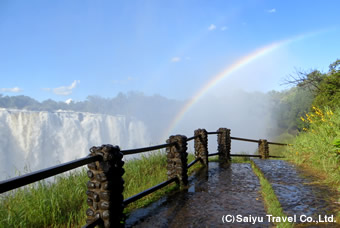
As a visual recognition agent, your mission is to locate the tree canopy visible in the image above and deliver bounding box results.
[283,59,340,109]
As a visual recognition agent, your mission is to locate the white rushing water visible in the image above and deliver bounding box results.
[0,108,150,181]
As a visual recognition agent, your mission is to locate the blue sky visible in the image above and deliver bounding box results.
[1,0,339,102]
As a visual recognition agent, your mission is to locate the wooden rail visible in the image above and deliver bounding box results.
[124,177,178,206]
[230,136,289,146]
[186,135,199,141]
[0,155,102,194]
[0,127,287,227]
[82,218,103,228]
[187,158,202,169]
[122,142,176,155]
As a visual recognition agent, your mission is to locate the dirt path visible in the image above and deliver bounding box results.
[125,162,271,227]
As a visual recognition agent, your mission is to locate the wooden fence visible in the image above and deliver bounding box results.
[0,127,288,227]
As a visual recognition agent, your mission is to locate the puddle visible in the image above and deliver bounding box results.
[125,162,271,227]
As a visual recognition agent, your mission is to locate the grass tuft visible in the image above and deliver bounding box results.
[251,160,293,228]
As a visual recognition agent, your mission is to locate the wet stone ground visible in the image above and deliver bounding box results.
[125,162,272,228]
[252,159,339,225]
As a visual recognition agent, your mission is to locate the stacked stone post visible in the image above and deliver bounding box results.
[194,129,208,166]
[86,145,125,228]
[166,135,188,186]
[217,128,231,162]
[258,139,269,159]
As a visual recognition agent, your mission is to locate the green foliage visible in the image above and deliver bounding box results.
[333,139,340,149]
[329,59,340,72]
[333,139,340,157]
[268,132,295,157]
[286,59,340,109]
[312,69,340,109]
[297,69,325,91]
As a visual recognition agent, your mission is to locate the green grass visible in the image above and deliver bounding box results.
[0,171,88,227]
[0,151,197,227]
[231,155,251,163]
[208,153,251,163]
[269,132,295,157]
[207,155,219,162]
[123,151,196,213]
[251,160,293,228]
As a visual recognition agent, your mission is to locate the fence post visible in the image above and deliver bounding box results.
[86,145,125,228]
[258,139,269,159]
[166,135,188,187]
[194,128,208,166]
[217,128,231,162]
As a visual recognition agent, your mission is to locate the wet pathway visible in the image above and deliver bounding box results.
[253,159,339,225]
[125,162,271,227]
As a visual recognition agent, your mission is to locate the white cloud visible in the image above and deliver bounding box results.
[171,57,181,62]
[52,80,80,96]
[221,26,228,31]
[267,8,276,13]
[208,24,216,31]
[0,87,23,93]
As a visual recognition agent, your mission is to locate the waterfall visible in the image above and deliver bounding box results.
[0,108,150,180]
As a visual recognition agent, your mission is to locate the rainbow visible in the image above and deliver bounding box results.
[163,32,320,139]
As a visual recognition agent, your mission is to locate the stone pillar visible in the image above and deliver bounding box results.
[194,128,208,166]
[86,145,125,228]
[217,128,231,162]
[258,139,269,159]
[166,135,188,186]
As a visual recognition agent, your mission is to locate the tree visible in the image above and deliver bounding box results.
[283,69,325,92]
[312,67,340,108]
[283,59,340,109]
[329,59,340,72]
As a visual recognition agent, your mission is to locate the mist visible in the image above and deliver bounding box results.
[167,89,274,154]
[0,88,281,180]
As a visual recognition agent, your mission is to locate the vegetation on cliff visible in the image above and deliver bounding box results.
[278,59,340,187]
